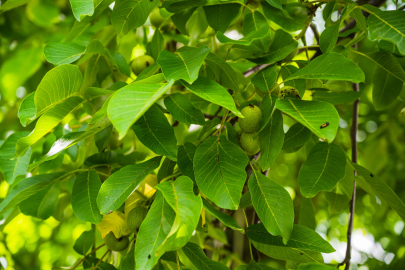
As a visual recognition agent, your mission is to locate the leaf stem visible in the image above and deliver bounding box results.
[242,209,254,260]
[92,249,110,270]
[218,110,230,138]
[176,250,181,270]
[70,244,106,270]
[160,172,182,183]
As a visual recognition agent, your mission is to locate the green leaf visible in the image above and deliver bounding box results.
[202,198,244,233]
[72,170,103,224]
[297,263,337,270]
[155,176,202,256]
[355,51,405,110]
[158,157,176,183]
[258,109,284,170]
[157,45,210,83]
[112,52,131,77]
[249,29,298,64]
[0,132,31,184]
[19,181,60,219]
[181,76,242,118]
[164,93,205,125]
[44,42,86,66]
[298,142,346,198]
[0,172,65,215]
[150,30,165,61]
[194,136,249,210]
[69,0,95,21]
[298,198,316,230]
[18,92,36,127]
[73,230,95,255]
[177,143,197,181]
[350,8,367,32]
[205,52,239,92]
[257,94,276,134]
[236,260,276,270]
[181,242,229,270]
[247,223,334,263]
[351,163,405,221]
[251,64,278,94]
[121,246,135,270]
[34,64,83,120]
[16,96,85,156]
[367,9,405,55]
[0,0,31,12]
[171,7,197,35]
[280,66,306,97]
[162,0,244,13]
[249,171,294,243]
[282,123,312,150]
[107,80,174,139]
[224,122,239,146]
[203,3,240,33]
[97,156,162,214]
[135,191,175,270]
[0,45,43,102]
[319,23,340,53]
[132,105,178,161]
[311,90,362,105]
[284,53,365,83]
[276,99,340,142]
[262,2,306,32]
[111,0,159,35]
[243,10,271,52]
[325,161,354,214]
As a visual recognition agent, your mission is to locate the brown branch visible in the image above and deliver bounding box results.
[339,44,359,270]
[309,23,320,43]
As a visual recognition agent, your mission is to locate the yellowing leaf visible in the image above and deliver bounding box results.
[96,211,131,239]
[124,174,158,218]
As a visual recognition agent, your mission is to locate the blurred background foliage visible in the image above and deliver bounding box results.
[0,0,405,269]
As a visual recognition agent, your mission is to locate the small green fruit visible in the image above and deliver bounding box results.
[131,55,155,76]
[104,231,129,251]
[127,207,148,232]
[279,86,300,99]
[239,104,262,132]
[149,8,165,28]
[240,132,260,155]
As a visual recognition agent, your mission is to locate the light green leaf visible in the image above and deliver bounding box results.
[69,0,95,21]
[164,93,205,125]
[194,136,249,210]
[97,156,162,214]
[351,163,405,221]
[72,170,103,224]
[19,181,60,220]
[111,0,159,35]
[0,172,65,215]
[28,117,112,171]
[354,51,405,110]
[182,242,230,270]
[298,197,316,230]
[247,223,334,263]
[282,123,312,150]
[150,30,165,61]
[132,105,178,161]
[205,52,239,92]
[155,176,202,256]
[249,29,298,64]
[73,230,95,255]
[107,80,174,139]
[44,42,86,65]
[203,3,240,33]
[135,191,175,270]
[319,23,340,53]
[0,0,31,12]
[112,52,131,76]
[0,45,43,102]
[181,76,242,117]
[202,198,244,233]
[243,10,271,52]
[367,9,405,55]
[276,99,340,142]
[248,170,294,243]
[252,64,278,94]
[18,92,37,127]
[34,64,83,119]
[298,142,346,198]
[177,143,197,181]
[258,109,284,170]
[0,132,31,184]
[16,96,85,156]
[284,53,365,83]
[157,46,210,84]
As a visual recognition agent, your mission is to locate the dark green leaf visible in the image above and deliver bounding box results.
[164,93,205,125]
[182,242,229,270]
[177,142,197,181]
[202,198,244,232]
[282,123,312,150]
[204,52,239,92]
[73,230,95,255]
[203,4,240,33]
[298,198,316,230]
[251,64,278,94]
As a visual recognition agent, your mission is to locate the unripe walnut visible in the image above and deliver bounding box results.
[238,104,262,132]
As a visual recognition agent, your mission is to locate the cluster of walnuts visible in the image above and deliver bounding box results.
[238,104,262,155]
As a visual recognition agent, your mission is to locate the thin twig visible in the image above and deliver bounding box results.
[339,44,359,270]
[92,249,110,270]
[70,244,106,270]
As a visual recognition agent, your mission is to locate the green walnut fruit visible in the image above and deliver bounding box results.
[279,86,300,99]
[239,104,263,132]
[104,231,129,252]
[240,132,260,155]
[127,207,148,232]
[149,8,165,28]
[131,55,155,76]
